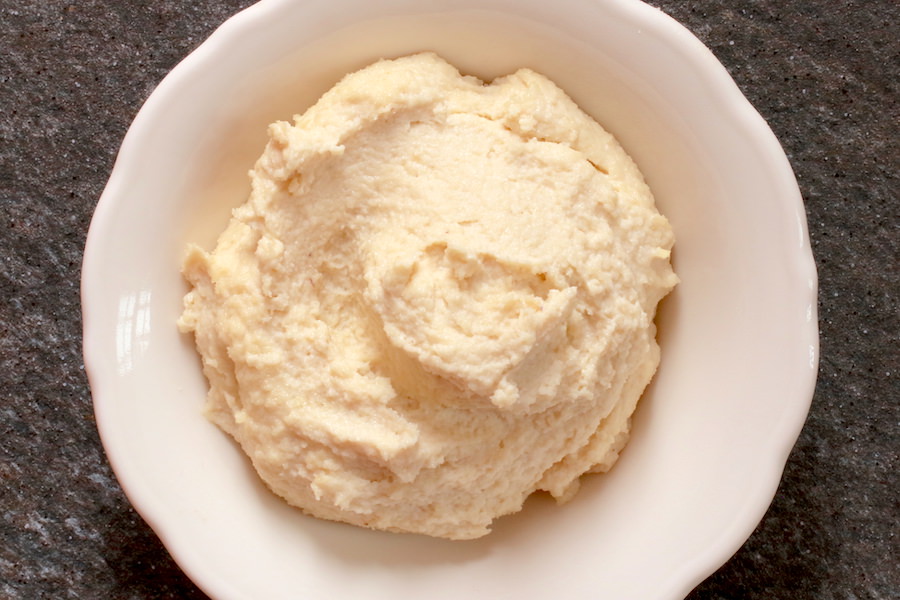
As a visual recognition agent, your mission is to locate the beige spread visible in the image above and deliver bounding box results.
[178,53,677,540]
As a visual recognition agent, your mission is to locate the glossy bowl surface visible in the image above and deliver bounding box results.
[82,1,818,598]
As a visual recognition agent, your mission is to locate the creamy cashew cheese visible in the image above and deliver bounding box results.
[178,53,677,540]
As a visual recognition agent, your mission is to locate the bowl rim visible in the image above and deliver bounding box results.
[82,0,819,598]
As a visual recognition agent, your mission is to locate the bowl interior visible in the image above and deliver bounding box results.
[83,1,817,599]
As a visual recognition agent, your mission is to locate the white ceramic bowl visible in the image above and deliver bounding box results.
[82,0,818,598]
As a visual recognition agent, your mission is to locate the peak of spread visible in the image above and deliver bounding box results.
[178,53,677,540]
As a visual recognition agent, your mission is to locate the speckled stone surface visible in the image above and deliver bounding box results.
[1,1,896,598]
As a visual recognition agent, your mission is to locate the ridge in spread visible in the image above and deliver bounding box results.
[178,53,677,540]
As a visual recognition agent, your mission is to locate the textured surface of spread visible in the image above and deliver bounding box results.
[179,54,677,539]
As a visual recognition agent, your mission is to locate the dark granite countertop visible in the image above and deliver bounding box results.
[1,1,896,598]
